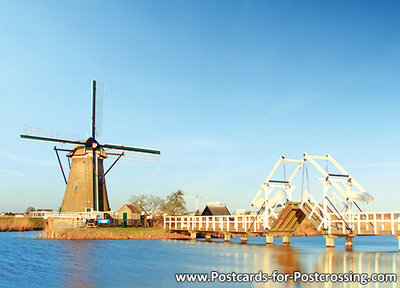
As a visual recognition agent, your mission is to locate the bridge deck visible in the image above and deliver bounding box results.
[267,202,306,236]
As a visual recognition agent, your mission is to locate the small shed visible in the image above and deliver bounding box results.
[118,204,141,220]
[201,205,231,216]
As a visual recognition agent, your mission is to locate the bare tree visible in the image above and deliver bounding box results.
[129,190,187,227]
[162,190,187,215]
[129,194,165,215]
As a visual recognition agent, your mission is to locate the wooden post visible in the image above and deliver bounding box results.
[241,235,247,244]
[282,235,290,245]
[190,231,197,240]
[266,235,274,245]
[345,236,353,248]
[205,234,211,242]
[224,232,231,243]
[326,235,335,248]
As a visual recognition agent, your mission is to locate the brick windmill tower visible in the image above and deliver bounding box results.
[21,80,160,212]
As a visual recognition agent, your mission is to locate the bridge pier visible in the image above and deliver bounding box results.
[241,236,247,244]
[282,235,290,245]
[205,234,211,242]
[190,231,197,240]
[224,233,231,242]
[345,236,353,248]
[325,236,335,248]
[266,235,274,245]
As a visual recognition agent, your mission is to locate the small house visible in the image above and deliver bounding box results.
[118,204,141,220]
[201,205,231,216]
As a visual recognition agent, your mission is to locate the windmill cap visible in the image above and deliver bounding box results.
[67,138,108,158]
[84,137,100,148]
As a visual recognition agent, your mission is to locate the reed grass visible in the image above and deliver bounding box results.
[0,216,44,232]
[41,224,189,240]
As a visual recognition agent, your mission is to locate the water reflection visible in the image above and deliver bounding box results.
[246,238,399,288]
[313,250,399,288]
[60,240,97,288]
[1,232,398,288]
[273,246,301,275]
[51,237,400,288]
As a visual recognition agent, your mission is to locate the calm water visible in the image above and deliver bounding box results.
[0,232,398,288]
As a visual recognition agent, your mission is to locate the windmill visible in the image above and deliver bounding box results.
[21,80,160,213]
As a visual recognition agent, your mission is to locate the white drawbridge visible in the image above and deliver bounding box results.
[164,153,400,248]
[250,153,400,236]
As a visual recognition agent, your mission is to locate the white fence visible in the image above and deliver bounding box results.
[164,215,266,233]
[326,212,400,235]
[29,211,117,220]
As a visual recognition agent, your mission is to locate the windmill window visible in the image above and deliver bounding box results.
[74,184,78,190]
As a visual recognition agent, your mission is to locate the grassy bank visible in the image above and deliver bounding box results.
[0,216,45,232]
[41,225,190,240]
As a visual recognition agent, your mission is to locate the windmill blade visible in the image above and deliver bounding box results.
[104,147,160,163]
[21,126,85,146]
[103,143,160,155]
[95,81,104,138]
[21,135,84,146]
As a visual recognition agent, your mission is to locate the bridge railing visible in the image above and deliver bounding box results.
[326,212,400,235]
[164,215,265,233]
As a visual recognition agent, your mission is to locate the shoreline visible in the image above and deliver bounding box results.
[0,216,321,239]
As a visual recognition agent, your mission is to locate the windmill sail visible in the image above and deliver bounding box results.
[95,82,104,138]
[103,143,160,154]
[105,149,160,163]
[21,125,84,145]
[104,143,160,163]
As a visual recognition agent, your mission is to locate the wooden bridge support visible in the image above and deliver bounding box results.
[345,236,353,248]
[241,236,247,244]
[325,236,335,248]
[224,233,231,243]
[190,231,197,240]
[205,234,211,242]
[266,235,274,245]
[282,235,290,245]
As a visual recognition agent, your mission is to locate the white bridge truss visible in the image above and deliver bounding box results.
[251,153,376,230]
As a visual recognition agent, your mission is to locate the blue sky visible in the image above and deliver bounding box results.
[1,1,400,213]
